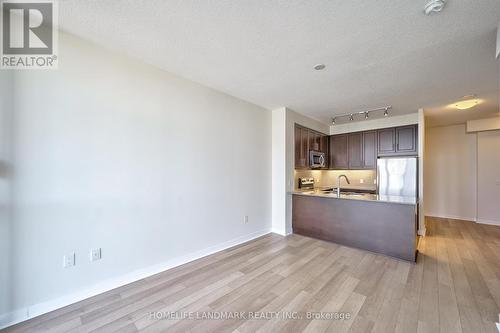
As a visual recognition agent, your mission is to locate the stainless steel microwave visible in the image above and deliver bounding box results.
[309,151,326,168]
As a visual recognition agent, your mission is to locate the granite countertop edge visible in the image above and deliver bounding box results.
[291,190,417,205]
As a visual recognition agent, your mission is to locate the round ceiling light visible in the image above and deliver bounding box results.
[424,0,446,15]
[450,95,481,110]
[313,64,326,71]
[454,100,480,110]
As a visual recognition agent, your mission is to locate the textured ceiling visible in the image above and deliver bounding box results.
[59,0,500,125]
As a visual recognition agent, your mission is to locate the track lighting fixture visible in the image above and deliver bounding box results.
[331,106,392,125]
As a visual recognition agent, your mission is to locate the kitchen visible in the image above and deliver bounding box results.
[292,122,420,261]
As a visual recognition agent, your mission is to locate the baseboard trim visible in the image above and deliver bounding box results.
[271,229,293,236]
[0,309,27,331]
[476,218,500,226]
[271,228,287,236]
[426,214,500,226]
[0,228,272,330]
[426,213,477,222]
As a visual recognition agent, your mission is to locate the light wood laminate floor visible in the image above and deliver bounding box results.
[4,217,500,333]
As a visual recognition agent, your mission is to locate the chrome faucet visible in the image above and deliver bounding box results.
[337,174,351,196]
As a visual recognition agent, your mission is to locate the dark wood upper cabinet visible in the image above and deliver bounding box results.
[330,132,376,170]
[318,135,329,168]
[294,125,308,169]
[348,133,363,169]
[294,124,329,169]
[377,128,396,155]
[396,125,417,154]
[319,135,329,155]
[362,131,377,169]
[295,123,417,170]
[378,125,417,156]
[309,131,320,152]
[329,134,348,169]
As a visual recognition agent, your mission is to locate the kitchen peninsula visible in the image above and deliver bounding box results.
[292,123,419,262]
[292,189,417,261]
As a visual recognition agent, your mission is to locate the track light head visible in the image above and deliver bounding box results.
[349,114,354,121]
[364,112,369,119]
[332,117,336,125]
[384,108,389,117]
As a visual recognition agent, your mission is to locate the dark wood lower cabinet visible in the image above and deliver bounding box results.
[292,195,417,261]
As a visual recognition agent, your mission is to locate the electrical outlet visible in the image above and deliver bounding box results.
[359,179,364,184]
[90,248,102,262]
[244,215,249,223]
[63,253,75,268]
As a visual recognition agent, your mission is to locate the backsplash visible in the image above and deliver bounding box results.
[294,169,377,190]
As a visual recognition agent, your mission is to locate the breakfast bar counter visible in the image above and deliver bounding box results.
[292,192,418,261]
[292,189,417,205]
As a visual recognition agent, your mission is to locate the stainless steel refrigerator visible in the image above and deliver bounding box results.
[377,157,418,198]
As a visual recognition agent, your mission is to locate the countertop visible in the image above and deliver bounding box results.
[292,189,417,205]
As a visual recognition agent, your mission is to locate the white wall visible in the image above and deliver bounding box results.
[467,115,500,132]
[4,32,271,324]
[271,108,286,235]
[424,124,477,221]
[418,109,425,235]
[477,130,500,225]
[0,72,13,317]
